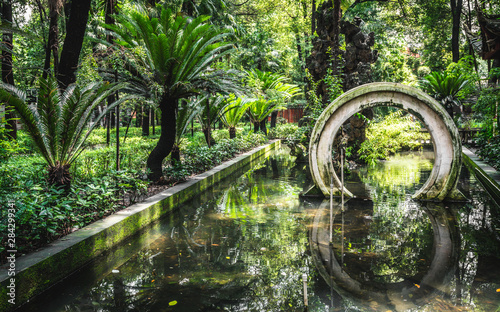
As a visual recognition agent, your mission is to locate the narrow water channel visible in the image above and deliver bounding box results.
[18,147,500,311]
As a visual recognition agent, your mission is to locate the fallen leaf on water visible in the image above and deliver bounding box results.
[169,301,178,306]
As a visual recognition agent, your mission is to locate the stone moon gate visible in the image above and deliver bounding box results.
[309,82,464,201]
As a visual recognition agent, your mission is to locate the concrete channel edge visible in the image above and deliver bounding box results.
[462,147,500,205]
[0,140,281,311]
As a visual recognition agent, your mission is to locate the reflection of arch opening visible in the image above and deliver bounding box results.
[309,82,463,201]
[310,201,459,310]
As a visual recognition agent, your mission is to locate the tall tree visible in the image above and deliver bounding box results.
[1,0,16,139]
[56,0,92,90]
[43,0,63,78]
[107,5,235,181]
[450,0,463,62]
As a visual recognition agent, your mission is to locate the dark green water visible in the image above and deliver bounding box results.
[18,148,500,311]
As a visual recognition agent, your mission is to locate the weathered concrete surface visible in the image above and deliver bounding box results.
[309,82,463,201]
[0,140,280,312]
[462,147,500,204]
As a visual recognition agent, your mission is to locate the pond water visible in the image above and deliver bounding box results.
[18,147,500,311]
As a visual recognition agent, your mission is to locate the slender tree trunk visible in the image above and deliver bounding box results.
[123,110,135,143]
[56,0,92,90]
[106,112,111,146]
[116,103,120,171]
[311,0,316,36]
[451,0,463,63]
[489,59,500,86]
[135,105,141,127]
[152,108,156,135]
[1,0,16,140]
[147,96,178,182]
[142,108,150,136]
[202,128,215,147]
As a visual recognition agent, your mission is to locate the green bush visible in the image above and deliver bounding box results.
[0,108,23,162]
[359,111,431,166]
[0,164,147,258]
[268,123,299,139]
[164,133,268,183]
[476,135,500,170]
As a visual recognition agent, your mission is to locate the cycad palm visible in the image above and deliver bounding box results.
[106,4,234,181]
[247,97,284,134]
[196,95,228,146]
[221,95,252,139]
[0,76,127,188]
[246,68,300,128]
[422,71,469,118]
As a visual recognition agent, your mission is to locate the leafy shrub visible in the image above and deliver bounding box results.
[358,111,431,166]
[72,137,156,179]
[0,108,22,162]
[476,135,500,170]
[268,123,299,139]
[0,167,148,260]
[164,133,268,183]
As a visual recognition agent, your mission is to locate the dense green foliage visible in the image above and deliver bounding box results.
[359,111,431,166]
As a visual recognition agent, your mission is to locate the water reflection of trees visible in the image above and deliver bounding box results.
[62,151,315,311]
[351,152,435,283]
[311,152,500,311]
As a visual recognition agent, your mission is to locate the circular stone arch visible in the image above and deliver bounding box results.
[309,82,463,201]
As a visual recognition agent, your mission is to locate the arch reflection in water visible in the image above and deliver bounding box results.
[310,199,460,311]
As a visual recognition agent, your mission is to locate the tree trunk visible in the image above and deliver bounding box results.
[270,110,278,128]
[311,0,316,36]
[142,108,150,136]
[451,0,463,63]
[43,9,59,78]
[48,163,72,192]
[105,0,115,42]
[147,96,177,182]
[260,119,267,135]
[229,126,236,139]
[56,0,92,90]
[253,122,260,133]
[332,0,342,73]
[202,128,215,147]
[1,0,16,140]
